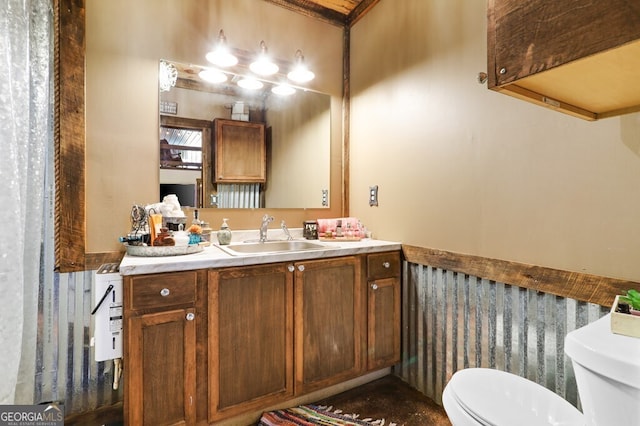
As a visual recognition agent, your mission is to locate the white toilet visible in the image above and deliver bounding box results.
[442,313,640,425]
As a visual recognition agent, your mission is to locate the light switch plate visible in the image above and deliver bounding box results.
[369,185,378,206]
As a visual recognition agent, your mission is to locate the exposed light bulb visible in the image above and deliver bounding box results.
[271,84,295,96]
[206,30,238,67]
[250,41,279,76]
[237,77,264,90]
[287,50,315,83]
[199,68,227,83]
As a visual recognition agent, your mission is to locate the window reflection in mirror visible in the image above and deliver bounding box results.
[159,60,331,209]
[159,126,202,208]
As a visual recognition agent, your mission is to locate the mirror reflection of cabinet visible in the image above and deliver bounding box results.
[214,119,266,183]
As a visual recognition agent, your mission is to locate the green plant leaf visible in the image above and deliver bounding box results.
[623,289,640,310]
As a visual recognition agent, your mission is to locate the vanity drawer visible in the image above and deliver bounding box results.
[128,271,197,310]
[367,252,401,280]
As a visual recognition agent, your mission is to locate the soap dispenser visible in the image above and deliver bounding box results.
[217,218,232,245]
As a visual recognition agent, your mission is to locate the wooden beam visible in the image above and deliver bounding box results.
[55,0,86,272]
[402,245,638,307]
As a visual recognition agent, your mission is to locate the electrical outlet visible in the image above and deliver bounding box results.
[369,185,378,206]
[322,189,328,207]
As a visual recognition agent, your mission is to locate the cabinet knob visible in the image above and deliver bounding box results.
[297,265,305,272]
[288,265,295,272]
[160,288,170,297]
[186,312,195,321]
[382,261,390,268]
[371,283,378,290]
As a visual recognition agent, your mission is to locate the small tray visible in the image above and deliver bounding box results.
[124,243,203,257]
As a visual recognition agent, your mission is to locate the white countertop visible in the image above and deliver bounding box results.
[119,230,401,276]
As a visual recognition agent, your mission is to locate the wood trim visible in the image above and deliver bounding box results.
[342,27,350,217]
[261,0,347,27]
[494,84,597,121]
[345,0,380,27]
[55,0,86,272]
[402,245,639,307]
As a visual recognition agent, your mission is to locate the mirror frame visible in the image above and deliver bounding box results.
[54,0,351,272]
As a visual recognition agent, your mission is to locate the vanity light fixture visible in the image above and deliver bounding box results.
[271,84,296,96]
[237,77,264,90]
[249,41,279,76]
[287,50,315,83]
[198,68,228,84]
[205,30,239,67]
[159,60,178,92]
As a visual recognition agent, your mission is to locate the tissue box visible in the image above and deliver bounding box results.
[610,295,640,338]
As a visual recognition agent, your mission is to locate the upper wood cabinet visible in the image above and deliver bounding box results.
[213,118,266,183]
[487,0,640,120]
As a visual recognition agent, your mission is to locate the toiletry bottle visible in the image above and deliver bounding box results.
[217,218,232,245]
[173,224,190,247]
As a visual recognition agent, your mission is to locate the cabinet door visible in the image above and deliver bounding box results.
[208,264,294,422]
[214,118,266,183]
[367,277,401,370]
[294,256,363,395]
[127,308,196,426]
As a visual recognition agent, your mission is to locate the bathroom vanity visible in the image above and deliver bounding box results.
[119,238,401,425]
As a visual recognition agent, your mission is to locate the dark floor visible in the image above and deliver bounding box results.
[316,375,451,426]
[65,375,451,425]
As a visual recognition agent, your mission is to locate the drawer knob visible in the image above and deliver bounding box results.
[382,262,390,268]
[186,312,195,321]
[298,265,305,272]
[160,288,170,297]
[371,283,378,290]
[288,265,295,272]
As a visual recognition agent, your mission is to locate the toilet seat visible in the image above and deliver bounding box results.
[444,368,583,426]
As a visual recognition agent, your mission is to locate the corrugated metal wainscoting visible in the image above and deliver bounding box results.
[396,262,608,407]
[36,270,122,414]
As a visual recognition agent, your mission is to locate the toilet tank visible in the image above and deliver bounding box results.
[565,314,640,425]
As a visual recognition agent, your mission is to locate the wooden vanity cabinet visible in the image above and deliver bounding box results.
[213,118,266,183]
[366,252,401,370]
[124,270,206,426]
[294,256,364,395]
[208,263,294,422]
[488,0,640,120]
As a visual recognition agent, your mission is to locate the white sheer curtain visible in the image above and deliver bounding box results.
[0,0,52,404]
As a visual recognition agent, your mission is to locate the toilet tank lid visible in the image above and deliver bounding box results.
[564,314,640,384]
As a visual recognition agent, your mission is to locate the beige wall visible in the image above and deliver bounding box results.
[86,0,343,252]
[349,0,640,281]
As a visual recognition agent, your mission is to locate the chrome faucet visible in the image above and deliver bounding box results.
[281,220,293,240]
[259,214,274,242]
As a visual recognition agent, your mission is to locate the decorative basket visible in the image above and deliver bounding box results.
[610,295,640,338]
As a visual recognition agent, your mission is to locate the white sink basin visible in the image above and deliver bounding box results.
[217,240,327,256]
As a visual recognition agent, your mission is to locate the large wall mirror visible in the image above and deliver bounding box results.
[55,0,346,271]
[159,60,331,209]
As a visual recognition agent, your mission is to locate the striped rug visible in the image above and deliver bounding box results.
[258,405,397,426]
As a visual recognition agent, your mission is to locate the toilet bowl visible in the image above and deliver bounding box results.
[564,313,640,425]
[443,313,640,426]
[442,368,583,425]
